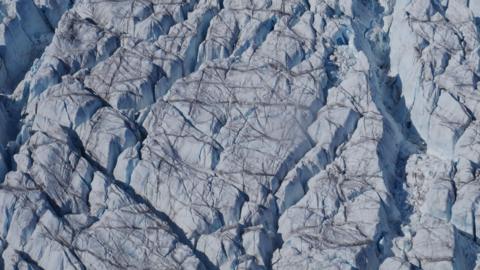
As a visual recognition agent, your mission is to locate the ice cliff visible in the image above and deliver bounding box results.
[1,0,480,269]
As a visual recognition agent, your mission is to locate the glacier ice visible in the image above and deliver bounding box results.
[1,0,480,269]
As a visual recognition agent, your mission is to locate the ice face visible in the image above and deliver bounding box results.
[1,0,480,269]
[0,0,73,93]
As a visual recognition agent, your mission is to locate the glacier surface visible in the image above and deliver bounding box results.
[1,0,480,269]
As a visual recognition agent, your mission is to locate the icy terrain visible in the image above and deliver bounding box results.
[1,0,480,269]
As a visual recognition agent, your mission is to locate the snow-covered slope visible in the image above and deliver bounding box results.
[1,0,480,269]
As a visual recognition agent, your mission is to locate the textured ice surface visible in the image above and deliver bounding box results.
[1,0,480,269]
